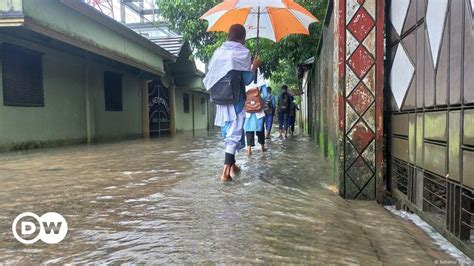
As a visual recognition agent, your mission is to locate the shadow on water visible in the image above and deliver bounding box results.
[0,131,461,264]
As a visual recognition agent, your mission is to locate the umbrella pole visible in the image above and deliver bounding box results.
[254,6,260,84]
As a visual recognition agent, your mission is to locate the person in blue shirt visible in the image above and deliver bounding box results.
[244,84,271,155]
[203,24,260,182]
[277,85,292,139]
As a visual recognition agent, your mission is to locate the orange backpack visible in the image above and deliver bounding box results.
[245,87,263,113]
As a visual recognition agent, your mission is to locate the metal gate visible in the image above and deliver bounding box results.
[148,79,170,136]
[386,0,474,243]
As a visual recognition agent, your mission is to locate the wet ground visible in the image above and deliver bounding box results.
[0,131,464,264]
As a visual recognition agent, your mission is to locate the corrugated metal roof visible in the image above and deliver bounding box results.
[149,36,184,57]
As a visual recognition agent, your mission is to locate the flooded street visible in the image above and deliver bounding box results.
[0,132,463,264]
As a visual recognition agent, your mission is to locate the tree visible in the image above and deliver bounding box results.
[156,0,328,88]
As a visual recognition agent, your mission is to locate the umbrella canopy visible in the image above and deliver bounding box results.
[200,0,319,42]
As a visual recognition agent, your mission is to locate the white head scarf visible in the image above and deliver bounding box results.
[203,41,251,90]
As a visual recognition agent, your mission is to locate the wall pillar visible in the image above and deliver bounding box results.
[142,80,150,139]
[335,0,384,201]
[84,56,96,144]
[169,85,177,134]
[191,92,196,132]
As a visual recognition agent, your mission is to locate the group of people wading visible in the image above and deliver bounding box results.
[203,24,299,181]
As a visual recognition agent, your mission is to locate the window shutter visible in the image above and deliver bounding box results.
[2,43,44,107]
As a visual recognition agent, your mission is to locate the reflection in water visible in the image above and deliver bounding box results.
[0,132,460,264]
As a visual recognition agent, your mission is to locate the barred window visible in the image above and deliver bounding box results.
[2,43,44,107]
[104,72,123,111]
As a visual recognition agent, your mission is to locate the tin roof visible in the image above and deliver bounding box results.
[126,22,184,58]
[148,36,184,57]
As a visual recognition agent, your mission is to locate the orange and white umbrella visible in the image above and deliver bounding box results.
[200,0,319,42]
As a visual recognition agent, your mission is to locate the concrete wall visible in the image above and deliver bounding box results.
[174,87,193,131]
[173,87,208,132]
[303,11,338,174]
[0,32,87,149]
[193,92,208,130]
[89,63,143,141]
[0,32,145,150]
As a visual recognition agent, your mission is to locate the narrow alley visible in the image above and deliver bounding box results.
[0,133,462,264]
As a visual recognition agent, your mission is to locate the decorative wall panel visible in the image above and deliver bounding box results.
[426,0,448,69]
[387,0,474,243]
[340,0,384,200]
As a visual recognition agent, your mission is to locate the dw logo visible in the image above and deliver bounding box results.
[12,212,68,244]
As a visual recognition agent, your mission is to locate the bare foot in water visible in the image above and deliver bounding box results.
[247,146,252,156]
[261,145,268,152]
[220,174,233,182]
[230,164,240,178]
[220,165,233,182]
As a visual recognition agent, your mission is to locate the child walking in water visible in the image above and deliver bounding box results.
[244,82,270,156]
[203,24,261,182]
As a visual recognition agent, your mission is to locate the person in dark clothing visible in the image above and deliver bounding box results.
[277,85,292,139]
[288,99,300,137]
[263,86,276,139]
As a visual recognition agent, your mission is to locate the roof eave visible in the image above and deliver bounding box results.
[60,0,176,62]
[23,16,166,77]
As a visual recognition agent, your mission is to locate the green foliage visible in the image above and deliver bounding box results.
[155,0,224,62]
[156,0,328,88]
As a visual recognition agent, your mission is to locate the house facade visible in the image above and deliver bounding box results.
[128,22,210,133]
[0,0,208,151]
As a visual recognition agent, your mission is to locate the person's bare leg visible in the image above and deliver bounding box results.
[247,146,252,156]
[230,164,240,178]
[220,164,232,182]
[261,144,268,152]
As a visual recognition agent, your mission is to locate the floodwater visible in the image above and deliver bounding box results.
[0,131,464,264]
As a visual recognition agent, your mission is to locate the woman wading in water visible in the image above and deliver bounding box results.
[203,24,261,181]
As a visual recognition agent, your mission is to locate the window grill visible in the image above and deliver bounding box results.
[392,158,408,195]
[423,172,447,222]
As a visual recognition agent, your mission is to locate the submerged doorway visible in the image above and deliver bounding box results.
[148,79,171,137]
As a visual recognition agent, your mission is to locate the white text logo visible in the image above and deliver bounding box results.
[12,212,68,244]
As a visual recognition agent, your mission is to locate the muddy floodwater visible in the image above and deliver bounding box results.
[0,132,462,264]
